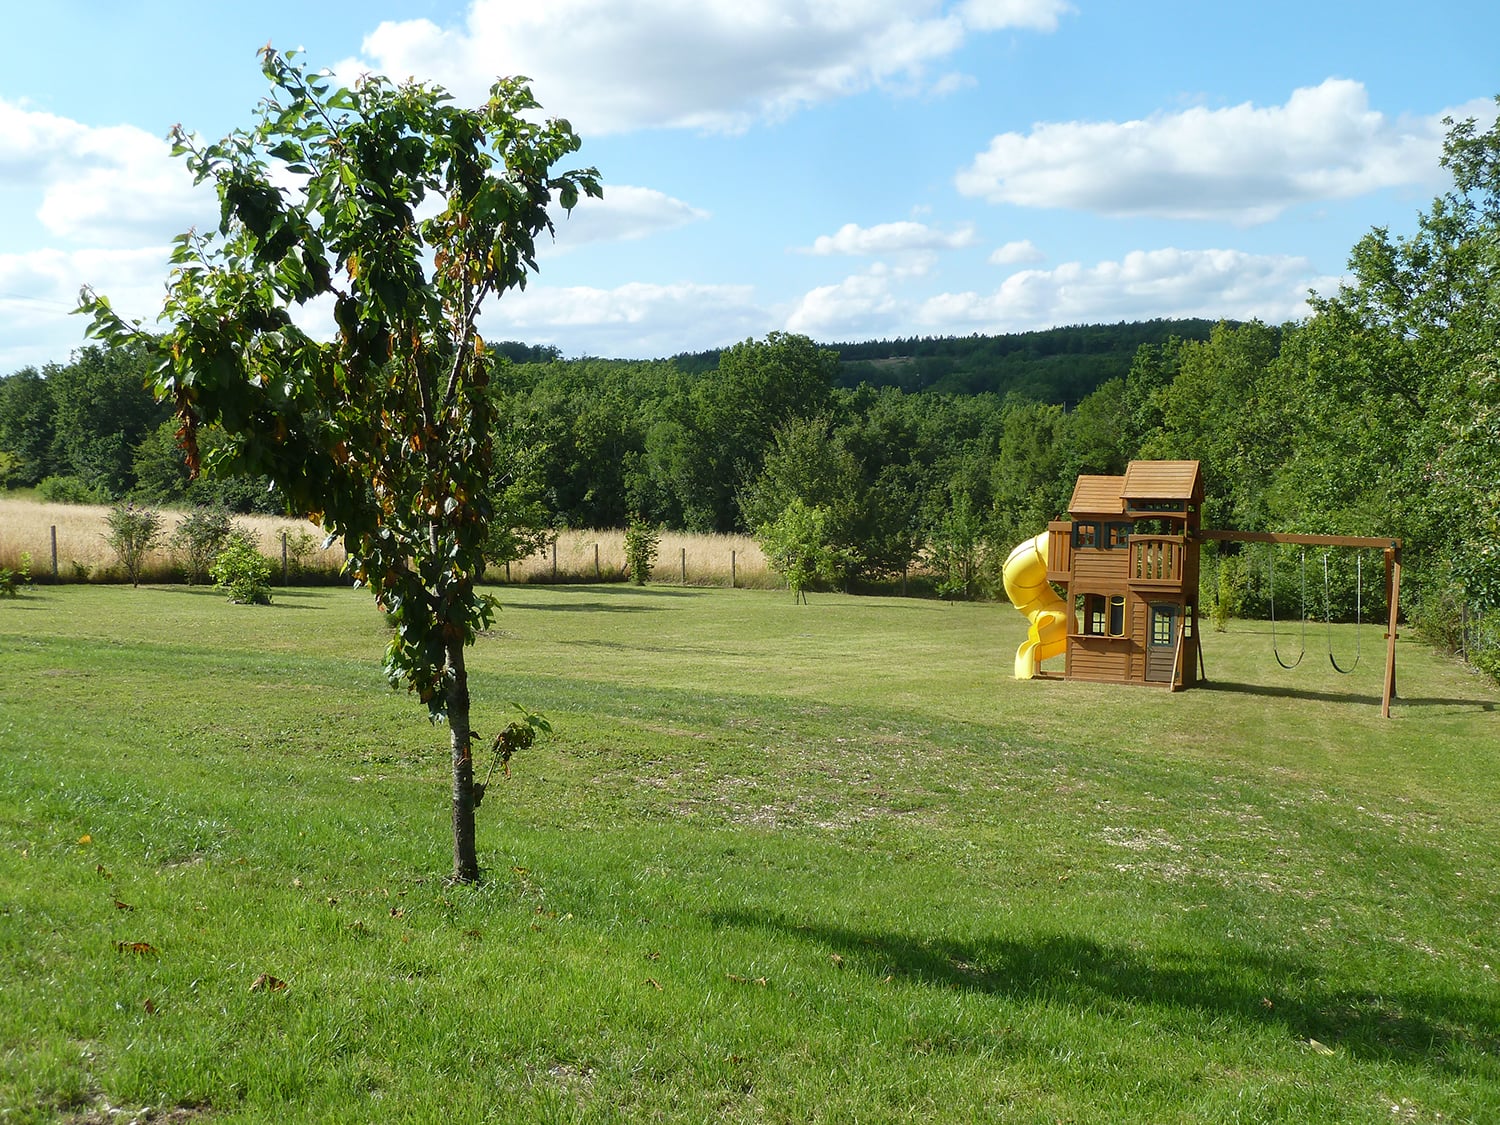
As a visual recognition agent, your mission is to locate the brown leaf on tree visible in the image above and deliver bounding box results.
[115,941,157,955]
[249,973,288,992]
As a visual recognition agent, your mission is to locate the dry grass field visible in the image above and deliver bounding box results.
[0,497,346,583]
[0,498,775,588]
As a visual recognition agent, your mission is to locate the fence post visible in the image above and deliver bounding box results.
[552,541,558,581]
[731,550,736,589]
[595,542,601,580]
[282,532,289,586]
[51,526,59,580]
[681,546,686,585]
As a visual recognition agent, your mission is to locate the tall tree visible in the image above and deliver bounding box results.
[0,367,57,487]
[80,48,600,882]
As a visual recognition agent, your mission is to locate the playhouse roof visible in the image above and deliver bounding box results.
[1122,460,1202,502]
[1069,475,1126,516]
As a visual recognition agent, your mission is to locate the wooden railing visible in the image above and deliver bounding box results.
[1129,535,1185,587]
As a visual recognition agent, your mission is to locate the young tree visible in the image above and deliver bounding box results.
[80,48,600,882]
[756,499,857,603]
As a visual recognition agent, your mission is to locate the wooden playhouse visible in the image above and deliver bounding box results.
[1005,459,1204,690]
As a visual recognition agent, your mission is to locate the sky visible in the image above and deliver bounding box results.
[1,0,1496,372]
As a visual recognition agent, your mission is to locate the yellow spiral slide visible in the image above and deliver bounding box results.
[1001,531,1074,679]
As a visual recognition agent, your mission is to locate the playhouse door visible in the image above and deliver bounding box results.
[1144,603,1180,683]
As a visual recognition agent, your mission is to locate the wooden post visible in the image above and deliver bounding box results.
[680,546,686,584]
[1382,546,1401,719]
[51,526,59,579]
[282,532,289,586]
[731,550,736,589]
[595,542,600,580]
[552,541,557,581]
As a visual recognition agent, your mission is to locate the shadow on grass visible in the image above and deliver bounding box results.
[708,908,1500,1072]
[1201,679,1494,712]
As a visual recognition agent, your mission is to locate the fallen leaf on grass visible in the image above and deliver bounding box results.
[830,954,845,969]
[77,835,92,845]
[143,998,157,1015]
[645,977,663,991]
[113,899,134,912]
[95,864,110,879]
[249,973,288,993]
[1304,1038,1336,1056]
[726,973,769,987]
[115,941,157,955]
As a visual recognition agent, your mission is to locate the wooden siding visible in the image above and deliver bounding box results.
[1066,636,1132,682]
[1046,521,1073,581]
[1071,550,1130,588]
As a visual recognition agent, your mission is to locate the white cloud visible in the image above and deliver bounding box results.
[917,248,1333,332]
[956,80,1479,223]
[957,0,1073,32]
[344,0,1066,136]
[479,280,767,356]
[544,185,707,255]
[1,98,212,247]
[804,220,977,256]
[989,238,1043,265]
[0,246,172,371]
[785,263,906,338]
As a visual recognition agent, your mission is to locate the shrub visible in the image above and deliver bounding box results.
[1212,553,1248,632]
[104,503,165,587]
[37,475,111,505]
[623,518,662,586]
[282,527,322,579]
[171,504,235,584]
[0,553,31,597]
[210,533,273,604]
[755,499,858,603]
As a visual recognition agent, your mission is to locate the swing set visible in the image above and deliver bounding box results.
[1267,549,1364,673]
[1200,530,1402,717]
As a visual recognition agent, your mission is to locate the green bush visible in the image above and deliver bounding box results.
[623,518,661,586]
[210,533,273,604]
[171,504,235,584]
[1212,553,1248,632]
[104,503,165,587]
[755,499,858,603]
[0,553,31,597]
[37,475,111,505]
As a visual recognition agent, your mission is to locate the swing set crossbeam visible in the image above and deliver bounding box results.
[1196,530,1400,550]
[1197,529,1402,719]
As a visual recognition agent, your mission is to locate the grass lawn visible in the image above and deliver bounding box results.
[2,583,1497,1123]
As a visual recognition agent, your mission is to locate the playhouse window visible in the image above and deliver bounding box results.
[1082,594,1107,635]
[1150,604,1179,647]
[1072,522,1100,549]
[1108,596,1127,637]
[1105,522,1134,549]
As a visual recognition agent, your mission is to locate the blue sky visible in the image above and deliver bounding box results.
[2,0,1495,371]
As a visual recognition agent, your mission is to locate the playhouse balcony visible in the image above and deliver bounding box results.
[1128,535,1187,590]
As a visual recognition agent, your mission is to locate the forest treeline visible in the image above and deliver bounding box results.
[1,107,1496,674]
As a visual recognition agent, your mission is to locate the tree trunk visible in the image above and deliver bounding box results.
[447,639,479,883]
